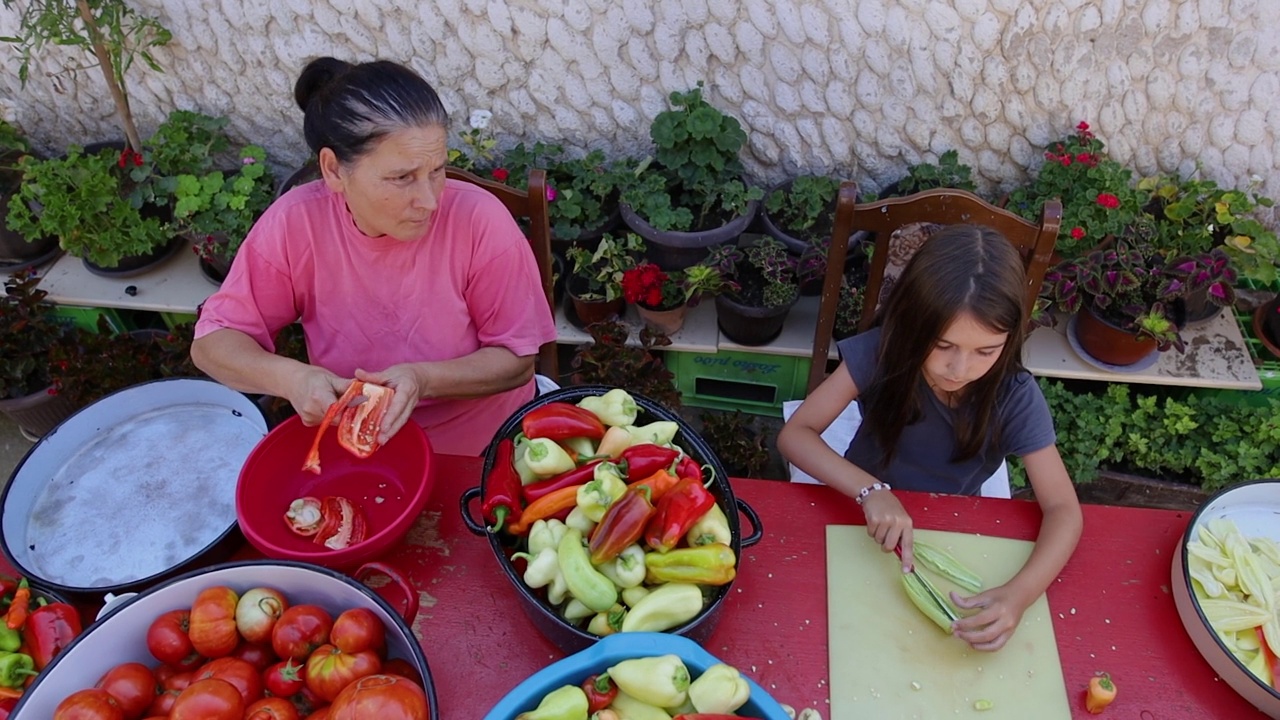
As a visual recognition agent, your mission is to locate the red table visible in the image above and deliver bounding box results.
[6,453,1265,718]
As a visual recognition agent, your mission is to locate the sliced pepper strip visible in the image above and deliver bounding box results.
[301,381,393,473]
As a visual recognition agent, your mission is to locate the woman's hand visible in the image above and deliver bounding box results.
[860,489,914,571]
[949,584,1032,652]
[354,366,423,444]
[289,367,351,426]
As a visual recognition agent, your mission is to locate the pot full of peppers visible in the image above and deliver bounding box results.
[462,386,763,654]
[0,575,83,717]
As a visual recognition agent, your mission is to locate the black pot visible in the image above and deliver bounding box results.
[551,203,623,256]
[1253,297,1280,361]
[620,199,759,271]
[715,293,798,346]
[277,159,321,200]
[459,385,764,654]
[0,151,61,270]
[1178,286,1226,326]
[81,233,184,278]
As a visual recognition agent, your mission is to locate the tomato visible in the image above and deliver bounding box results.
[53,688,125,720]
[146,689,181,717]
[146,609,198,666]
[271,605,333,661]
[195,656,264,706]
[329,608,386,656]
[236,587,289,644]
[188,586,241,659]
[160,671,194,692]
[152,664,179,684]
[379,658,421,686]
[95,662,158,720]
[244,696,301,720]
[169,678,244,720]
[327,674,427,720]
[232,641,278,672]
[304,644,382,702]
[307,708,332,720]
[264,659,307,697]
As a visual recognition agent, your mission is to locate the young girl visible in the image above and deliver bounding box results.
[778,224,1082,652]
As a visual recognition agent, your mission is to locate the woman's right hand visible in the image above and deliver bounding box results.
[288,367,352,426]
[861,489,914,572]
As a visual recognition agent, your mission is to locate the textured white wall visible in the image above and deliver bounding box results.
[1,0,1278,204]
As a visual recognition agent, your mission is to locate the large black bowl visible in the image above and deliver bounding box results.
[460,385,763,653]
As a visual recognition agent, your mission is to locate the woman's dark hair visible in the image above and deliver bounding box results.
[862,224,1027,465]
[293,57,449,163]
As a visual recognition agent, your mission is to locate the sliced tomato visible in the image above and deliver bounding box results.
[313,497,368,550]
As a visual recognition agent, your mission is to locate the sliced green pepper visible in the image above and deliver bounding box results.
[558,528,618,612]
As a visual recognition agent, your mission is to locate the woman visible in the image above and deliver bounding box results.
[192,58,556,456]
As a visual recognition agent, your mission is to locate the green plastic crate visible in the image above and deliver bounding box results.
[51,305,128,333]
[668,348,811,416]
[159,311,198,330]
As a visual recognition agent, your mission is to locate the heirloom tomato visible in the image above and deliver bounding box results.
[327,674,428,720]
[169,678,244,720]
[95,661,158,719]
[195,656,264,706]
[160,671,193,692]
[244,696,301,720]
[263,659,307,698]
[188,586,240,658]
[380,658,422,686]
[305,645,382,702]
[308,708,332,720]
[272,605,333,661]
[330,607,386,655]
[146,609,198,666]
[53,688,125,720]
[236,587,289,644]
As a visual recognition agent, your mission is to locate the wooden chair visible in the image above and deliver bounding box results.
[445,166,558,383]
[805,185,1063,394]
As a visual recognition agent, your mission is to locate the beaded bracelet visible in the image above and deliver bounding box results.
[855,481,892,506]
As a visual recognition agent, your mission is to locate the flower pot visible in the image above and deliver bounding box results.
[550,203,622,256]
[0,385,79,439]
[635,303,687,335]
[1074,304,1159,367]
[0,151,62,271]
[82,233,184,278]
[1178,286,1226,326]
[1252,297,1280,362]
[565,280,623,330]
[715,293,797,346]
[620,199,759,271]
[276,159,321,199]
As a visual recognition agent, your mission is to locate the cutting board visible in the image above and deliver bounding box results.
[827,526,1071,719]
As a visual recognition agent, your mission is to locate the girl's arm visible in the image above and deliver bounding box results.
[778,365,917,569]
[951,443,1083,651]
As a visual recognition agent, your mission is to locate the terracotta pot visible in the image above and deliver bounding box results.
[636,303,687,335]
[565,278,623,330]
[1252,297,1280,361]
[1075,304,1158,366]
[715,293,797,346]
[0,385,79,439]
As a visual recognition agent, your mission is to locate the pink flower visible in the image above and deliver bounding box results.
[546,185,557,202]
[242,156,256,165]
[1096,193,1120,209]
[1060,156,1072,167]
[1070,227,1085,240]
[491,167,509,182]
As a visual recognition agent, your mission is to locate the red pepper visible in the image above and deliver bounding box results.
[644,477,717,553]
[5,580,29,630]
[312,496,368,550]
[482,439,523,533]
[676,454,704,484]
[1257,626,1279,689]
[619,444,680,482]
[284,496,324,536]
[625,468,683,503]
[588,485,655,565]
[582,673,618,713]
[302,381,394,473]
[522,460,604,504]
[0,696,16,719]
[22,602,82,670]
[521,402,606,441]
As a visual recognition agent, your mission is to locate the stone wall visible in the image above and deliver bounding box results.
[2,0,1278,204]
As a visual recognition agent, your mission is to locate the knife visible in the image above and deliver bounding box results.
[895,544,958,624]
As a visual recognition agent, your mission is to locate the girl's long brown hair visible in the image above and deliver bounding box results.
[861,224,1028,466]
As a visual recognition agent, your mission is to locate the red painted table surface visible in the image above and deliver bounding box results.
[5,453,1264,719]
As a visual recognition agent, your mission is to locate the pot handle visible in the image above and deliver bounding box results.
[459,487,488,536]
[735,497,763,548]
[354,561,419,626]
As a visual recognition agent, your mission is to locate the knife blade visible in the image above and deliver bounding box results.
[895,544,958,624]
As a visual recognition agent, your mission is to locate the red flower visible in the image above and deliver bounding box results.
[622,263,675,308]
[1070,227,1085,240]
[1076,121,1090,132]
[117,149,129,168]
[491,167,510,182]
[1060,156,1072,167]
[1096,193,1120,209]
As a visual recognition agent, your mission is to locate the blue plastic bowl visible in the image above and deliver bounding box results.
[484,632,791,720]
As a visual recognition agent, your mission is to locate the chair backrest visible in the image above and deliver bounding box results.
[805,185,1062,394]
[445,166,558,382]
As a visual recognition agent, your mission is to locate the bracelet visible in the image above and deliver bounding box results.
[855,481,892,506]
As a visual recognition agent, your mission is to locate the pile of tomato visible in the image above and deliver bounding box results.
[51,585,430,720]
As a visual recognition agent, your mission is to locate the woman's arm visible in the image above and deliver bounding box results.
[951,444,1083,651]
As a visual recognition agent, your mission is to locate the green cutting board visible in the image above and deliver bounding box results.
[826,526,1072,719]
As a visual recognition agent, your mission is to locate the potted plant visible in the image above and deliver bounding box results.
[568,319,683,409]
[563,232,645,328]
[1164,248,1237,325]
[619,83,763,269]
[832,275,866,341]
[1254,295,1280,362]
[704,237,800,346]
[760,175,842,254]
[0,271,81,438]
[0,120,60,270]
[1042,235,1189,367]
[173,143,275,285]
[620,261,726,336]
[1006,121,1144,260]
[877,149,978,199]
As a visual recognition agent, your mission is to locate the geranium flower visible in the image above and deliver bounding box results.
[1070,227,1086,240]
[491,167,509,182]
[1096,193,1120,209]
[546,185,557,202]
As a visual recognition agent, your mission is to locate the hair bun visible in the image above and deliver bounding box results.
[294,57,354,112]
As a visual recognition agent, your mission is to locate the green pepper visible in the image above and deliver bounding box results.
[687,663,750,714]
[620,585,650,608]
[586,603,627,636]
[515,684,590,720]
[526,437,578,478]
[684,503,732,547]
[577,389,639,427]
[620,582,704,633]
[561,435,599,460]
[558,528,618,612]
[576,462,628,522]
[609,690,674,720]
[514,437,541,484]
[510,547,561,590]
[645,544,737,586]
[0,651,37,688]
[608,654,690,708]
[561,599,595,623]
[0,627,20,653]
[529,518,569,556]
[625,421,679,447]
[598,544,646,589]
[566,506,597,536]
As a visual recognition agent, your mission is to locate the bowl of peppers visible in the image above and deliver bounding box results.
[460,385,763,653]
[0,574,84,715]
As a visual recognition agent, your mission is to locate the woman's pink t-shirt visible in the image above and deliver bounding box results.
[195,179,557,456]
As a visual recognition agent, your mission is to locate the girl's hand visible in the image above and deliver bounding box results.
[949,585,1031,652]
[289,367,350,427]
[860,490,914,571]
[354,366,423,444]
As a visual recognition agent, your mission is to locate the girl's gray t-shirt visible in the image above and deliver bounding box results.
[836,328,1056,496]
